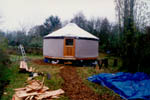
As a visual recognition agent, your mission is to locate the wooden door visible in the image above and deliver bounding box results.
[64,38,75,57]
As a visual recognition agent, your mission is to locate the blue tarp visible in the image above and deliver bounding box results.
[88,72,150,100]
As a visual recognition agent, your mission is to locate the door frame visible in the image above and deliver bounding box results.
[63,38,75,57]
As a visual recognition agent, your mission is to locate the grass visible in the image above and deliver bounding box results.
[1,62,29,100]
[1,55,69,100]
[98,52,122,71]
[77,52,122,97]
[77,67,118,96]
[1,53,122,100]
[28,62,63,90]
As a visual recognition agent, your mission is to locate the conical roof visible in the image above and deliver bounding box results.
[44,23,99,40]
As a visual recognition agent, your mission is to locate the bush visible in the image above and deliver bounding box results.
[136,34,150,72]
[0,34,11,98]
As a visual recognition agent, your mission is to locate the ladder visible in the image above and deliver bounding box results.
[19,44,27,62]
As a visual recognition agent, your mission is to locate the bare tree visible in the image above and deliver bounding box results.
[115,0,150,32]
[71,12,87,29]
[134,1,150,31]
[114,0,150,71]
[44,15,62,35]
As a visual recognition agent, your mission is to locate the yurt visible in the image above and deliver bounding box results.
[43,23,99,63]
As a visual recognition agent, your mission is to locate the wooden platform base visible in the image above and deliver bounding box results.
[44,56,98,60]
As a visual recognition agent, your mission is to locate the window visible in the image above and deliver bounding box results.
[66,39,73,46]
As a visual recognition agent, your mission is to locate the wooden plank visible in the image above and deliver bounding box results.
[19,61,28,71]
[35,89,64,100]
[16,91,41,98]
[75,57,98,60]
[12,95,23,100]
[73,38,75,57]
[63,38,66,56]
[14,88,26,91]
[44,56,98,60]
[13,79,64,100]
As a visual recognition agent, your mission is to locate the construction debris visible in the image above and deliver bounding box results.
[20,61,28,71]
[19,61,36,72]
[28,67,35,72]
[12,79,64,100]
[19,60,40,81]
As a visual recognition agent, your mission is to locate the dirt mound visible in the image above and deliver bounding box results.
[60,66,122,100]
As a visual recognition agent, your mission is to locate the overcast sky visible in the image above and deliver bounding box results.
[0,0,116,31]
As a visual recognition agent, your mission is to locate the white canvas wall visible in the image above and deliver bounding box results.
[75,39,98,58]
[43,39,64,57]
[43,38,99,59]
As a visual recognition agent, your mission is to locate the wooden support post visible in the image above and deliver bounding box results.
[104,58,108,68]
[113,59,118,66]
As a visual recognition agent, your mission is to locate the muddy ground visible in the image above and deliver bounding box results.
[60,66,100,100]
[32,59,63,66]
[60,66,122,100]
[33,59,122,100]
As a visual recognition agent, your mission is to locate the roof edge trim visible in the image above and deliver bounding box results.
[44,36,99,41]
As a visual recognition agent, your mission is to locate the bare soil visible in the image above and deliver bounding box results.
[32,59,63,66]
[33,59,122,100]
[60,66,122,100]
